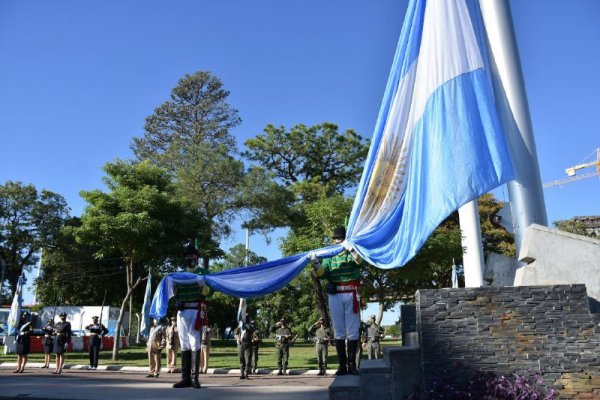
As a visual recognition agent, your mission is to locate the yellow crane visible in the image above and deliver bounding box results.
[543,148,600,188]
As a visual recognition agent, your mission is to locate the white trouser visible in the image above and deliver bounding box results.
[328,292,360,340]
[177,309,203,351]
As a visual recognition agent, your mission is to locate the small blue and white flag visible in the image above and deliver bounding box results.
[7,275,24,336]
[139,272,152,338]
[345,0,514,268]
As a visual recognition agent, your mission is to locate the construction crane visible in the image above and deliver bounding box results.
[543,148,600,188]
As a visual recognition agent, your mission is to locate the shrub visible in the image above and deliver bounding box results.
[406,372,555,400]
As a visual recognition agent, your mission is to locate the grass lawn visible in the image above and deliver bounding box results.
[0,339,401,369]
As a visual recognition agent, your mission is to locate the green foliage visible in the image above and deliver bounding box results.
[131,71,244,266]
[242,123,370,231]
[77,160,201,265]
[0,181,69,297]
[385,324,400,337]
[553,219,592,237]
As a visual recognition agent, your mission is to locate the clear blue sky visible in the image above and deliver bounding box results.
[1,1,599,310]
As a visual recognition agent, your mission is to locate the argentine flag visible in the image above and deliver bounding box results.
[139,272,152,338]
[7,275,24,336]
[346,0,515,268]
[149,0,518,316]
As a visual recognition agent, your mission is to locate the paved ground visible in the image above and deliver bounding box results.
[0,363,333,400]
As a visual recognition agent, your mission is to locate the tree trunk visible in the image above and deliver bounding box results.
[111,260,146,361]
[311,272,330,329]
[377,303,385,326]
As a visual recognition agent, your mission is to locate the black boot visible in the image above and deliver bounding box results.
[192,350,201,388]
[334,340,348,376]
[347,340,359,375]
[173,350,192,388]
[277,368,283,376]
[240,371,245,379]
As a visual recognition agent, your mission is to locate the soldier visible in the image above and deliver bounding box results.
[312,226,364,375]
[146,318,167,378]
[357,319,369,369]
[42,318,54,369]
[199,325,212,373]
[52,312,72,374]
[85,316,108,370]
[308,317,331,376]
[172,243,211,389]
[250,320,262,374]
[366,315,385,360]
[235,316,254,379]
[165,317,179,373]
[13,311,32,373]
[270,318,293,375]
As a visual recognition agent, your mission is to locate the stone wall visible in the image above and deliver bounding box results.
[416,285,600,399]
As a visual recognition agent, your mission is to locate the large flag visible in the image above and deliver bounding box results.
[139,272,152,338]
[151,0,515,316]
[345,0,514,268]
[7,275,24,336]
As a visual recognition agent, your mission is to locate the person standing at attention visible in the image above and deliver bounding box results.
[13,311,32,373]
[85,316,108,370]
[165,317,180,373]
[52,312,72,375]
[42,318,54,369]
[312,226,364,375]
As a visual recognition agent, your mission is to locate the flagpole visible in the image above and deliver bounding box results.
[458,200,485,287]
[479,0,548,257]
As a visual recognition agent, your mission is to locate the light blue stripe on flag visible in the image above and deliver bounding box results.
[346,0,514,268]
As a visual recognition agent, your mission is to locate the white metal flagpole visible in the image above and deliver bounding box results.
[459,200,485,287]
[479,0,548,257]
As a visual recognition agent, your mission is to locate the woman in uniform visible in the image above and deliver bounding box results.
[52,312,72,374]
[14,311,33,373]
[42,318,54,368]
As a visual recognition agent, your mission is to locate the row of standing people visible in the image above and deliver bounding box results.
[15,311,73,375]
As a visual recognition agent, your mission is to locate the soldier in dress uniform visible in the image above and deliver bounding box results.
[312,227,365,375]
[270,318,293,375]
[235,316,254,379]
[366,315,385,360]
[85,316,108,370]
[250,320,262,374]
[172,243,211,389]
[13,311,32,373]
[52,312,72,374]
[308,317,331,376]
[42,318,54,369]
[165,317,179,373]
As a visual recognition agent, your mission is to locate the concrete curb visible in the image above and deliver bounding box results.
[0,362,334,375]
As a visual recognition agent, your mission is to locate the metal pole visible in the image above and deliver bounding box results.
[458,200,485,287]
[0,258,5,307]
[479,0,548,257]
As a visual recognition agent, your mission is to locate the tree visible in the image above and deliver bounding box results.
[0,181,69,300]
[77,160,202,360]
[131,71,243,267]
[35,217,125,307]
[209,244,268,335]
[242,123,370,324]
[553,219,592,237]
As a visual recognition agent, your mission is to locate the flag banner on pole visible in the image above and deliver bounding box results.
[139,271,152,338]
[150,0,516,317]
[345,0,514,268]
[7,275,24,336]
[149,246,342,318]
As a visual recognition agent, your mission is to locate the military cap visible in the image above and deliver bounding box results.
[59,312,67,317]
[332,227,346,240]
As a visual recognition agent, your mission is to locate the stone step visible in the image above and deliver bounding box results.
[329,374,362,400]
[360,359,391,400]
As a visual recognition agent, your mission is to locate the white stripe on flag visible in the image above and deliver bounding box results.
[354,0,484,237]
